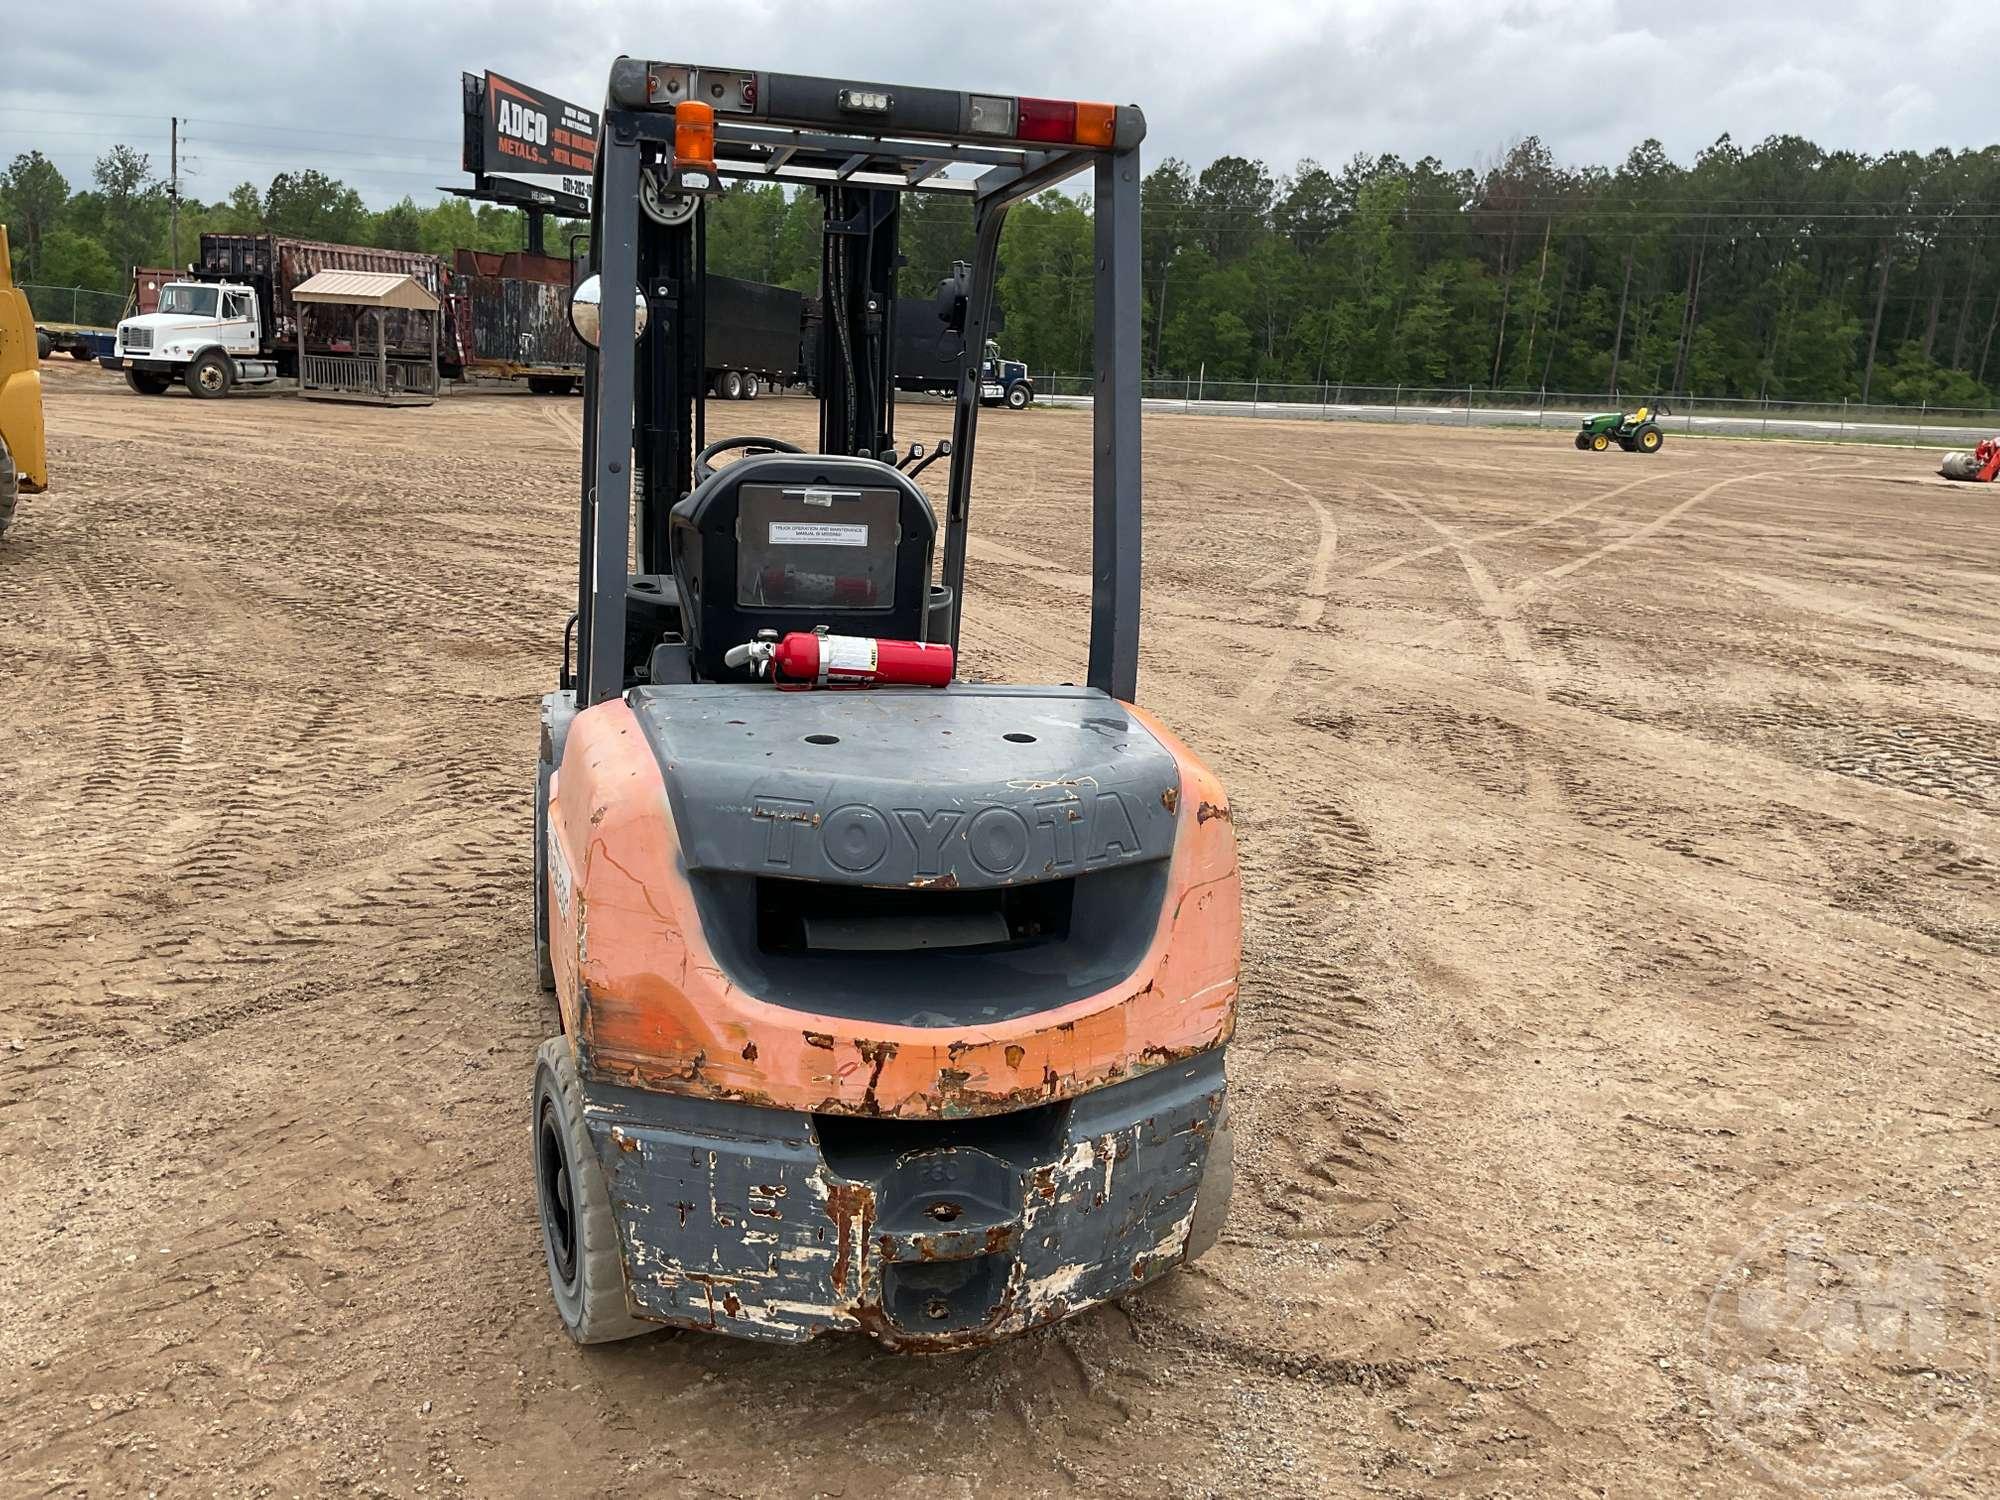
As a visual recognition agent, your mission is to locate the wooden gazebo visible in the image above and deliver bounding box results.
[292,271,441,406]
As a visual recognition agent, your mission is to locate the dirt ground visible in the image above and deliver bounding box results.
[4,359,1997,1498]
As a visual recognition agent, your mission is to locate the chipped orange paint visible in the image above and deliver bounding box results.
[547,699,1239,1118]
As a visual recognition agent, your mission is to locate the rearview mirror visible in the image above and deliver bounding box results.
[569,274,649,349]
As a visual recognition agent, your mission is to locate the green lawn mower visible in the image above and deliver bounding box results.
[1575,404,1668,454]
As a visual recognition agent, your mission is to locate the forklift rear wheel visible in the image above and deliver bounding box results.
[533,1037,654,1344]
[1005,383,1031,409]
[1573,432,1590,450]
[127,370,171,397]
[186,352,232,400]
[1590,433,1610,452]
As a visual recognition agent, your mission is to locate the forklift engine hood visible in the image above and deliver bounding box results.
[548,685,1239,1115]
[635,683,1179,889]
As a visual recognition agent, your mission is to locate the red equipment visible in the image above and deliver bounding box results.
[1940,438,2000,483]
[724,631,955,689]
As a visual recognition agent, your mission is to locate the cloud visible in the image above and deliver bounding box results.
[3,0,1997,207]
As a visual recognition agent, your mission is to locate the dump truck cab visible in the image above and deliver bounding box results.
[111,279,276,397]
[1,224,49,539]
[530,59,1239,1352]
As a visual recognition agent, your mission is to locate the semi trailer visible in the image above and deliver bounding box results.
[893,295,1033,407]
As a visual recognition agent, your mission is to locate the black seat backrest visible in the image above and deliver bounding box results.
[669,453,937,681]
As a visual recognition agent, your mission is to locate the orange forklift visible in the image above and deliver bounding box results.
[531,58,1240,1350]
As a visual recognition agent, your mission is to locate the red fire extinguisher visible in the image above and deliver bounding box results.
[723,630,955,689]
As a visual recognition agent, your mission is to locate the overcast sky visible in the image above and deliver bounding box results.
[5,1,1995,208]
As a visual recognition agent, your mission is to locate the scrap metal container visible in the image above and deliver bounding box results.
[453,249,582,375]
[198,234,447,358]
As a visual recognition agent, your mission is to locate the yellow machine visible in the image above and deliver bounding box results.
[1,224,50,538]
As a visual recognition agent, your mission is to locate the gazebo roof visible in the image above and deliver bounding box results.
[291,271,439,311]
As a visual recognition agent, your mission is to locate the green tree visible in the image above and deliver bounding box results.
[1,151,70,282]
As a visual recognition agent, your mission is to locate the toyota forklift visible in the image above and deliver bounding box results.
[531,58,1240,1351]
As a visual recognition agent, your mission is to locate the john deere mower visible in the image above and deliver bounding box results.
[1576,403,1667,454]
[529,59,1238,1352]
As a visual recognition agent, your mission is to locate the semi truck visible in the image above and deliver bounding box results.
[105,234,449,398]
[892,295,1033,407]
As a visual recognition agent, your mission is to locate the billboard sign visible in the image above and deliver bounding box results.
[463,71,596,216]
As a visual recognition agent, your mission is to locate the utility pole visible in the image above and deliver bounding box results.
[169,117,181,267]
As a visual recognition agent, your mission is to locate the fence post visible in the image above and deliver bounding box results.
[1919,400,1927,434]
[1537,387,1546,429]
[1252,379,1259,413]
[1185,376,1191,412]
[1393,384,1401,420]
[1464,387,1473,427]
[1839,398,1846,442]
[1320,381,1328,419]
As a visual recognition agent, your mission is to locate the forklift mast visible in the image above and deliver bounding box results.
[574,61,1144,710]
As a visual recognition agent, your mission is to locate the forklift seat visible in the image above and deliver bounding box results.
[668,452,939,682]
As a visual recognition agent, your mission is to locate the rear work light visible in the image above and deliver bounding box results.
[1015,97,1119,148]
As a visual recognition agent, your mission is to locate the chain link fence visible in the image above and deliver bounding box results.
[1033,375,2000,446]
[19,284,130,330]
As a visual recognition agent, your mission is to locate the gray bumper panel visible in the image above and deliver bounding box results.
[582,1049,1226,1349]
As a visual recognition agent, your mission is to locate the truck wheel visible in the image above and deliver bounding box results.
[718,370,743,400]
[69,346,94,362]
[127,370,171,396]
[533,1037,653,1344]
[742,373,760,400]
[186,352,232,400]
[1005,383,1031,410]
[0,434,16,542]
[36,330,52,361]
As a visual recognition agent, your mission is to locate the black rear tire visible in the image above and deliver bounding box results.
[36,329,52,361]
[533,1037,653,1344]
[69,346,94,362]
[0,434,16,541]
[127,370,171,396]
[186,351,231,400]
[742,373,760,400]
[1574,432,1591,450]
[1636,424,1663,454]
[719,370,743,400]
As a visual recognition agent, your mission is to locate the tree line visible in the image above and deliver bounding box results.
[709,134,2000,409]
[12,133,2000,408]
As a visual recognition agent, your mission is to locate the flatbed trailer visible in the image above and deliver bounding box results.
[36,323,117,363]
